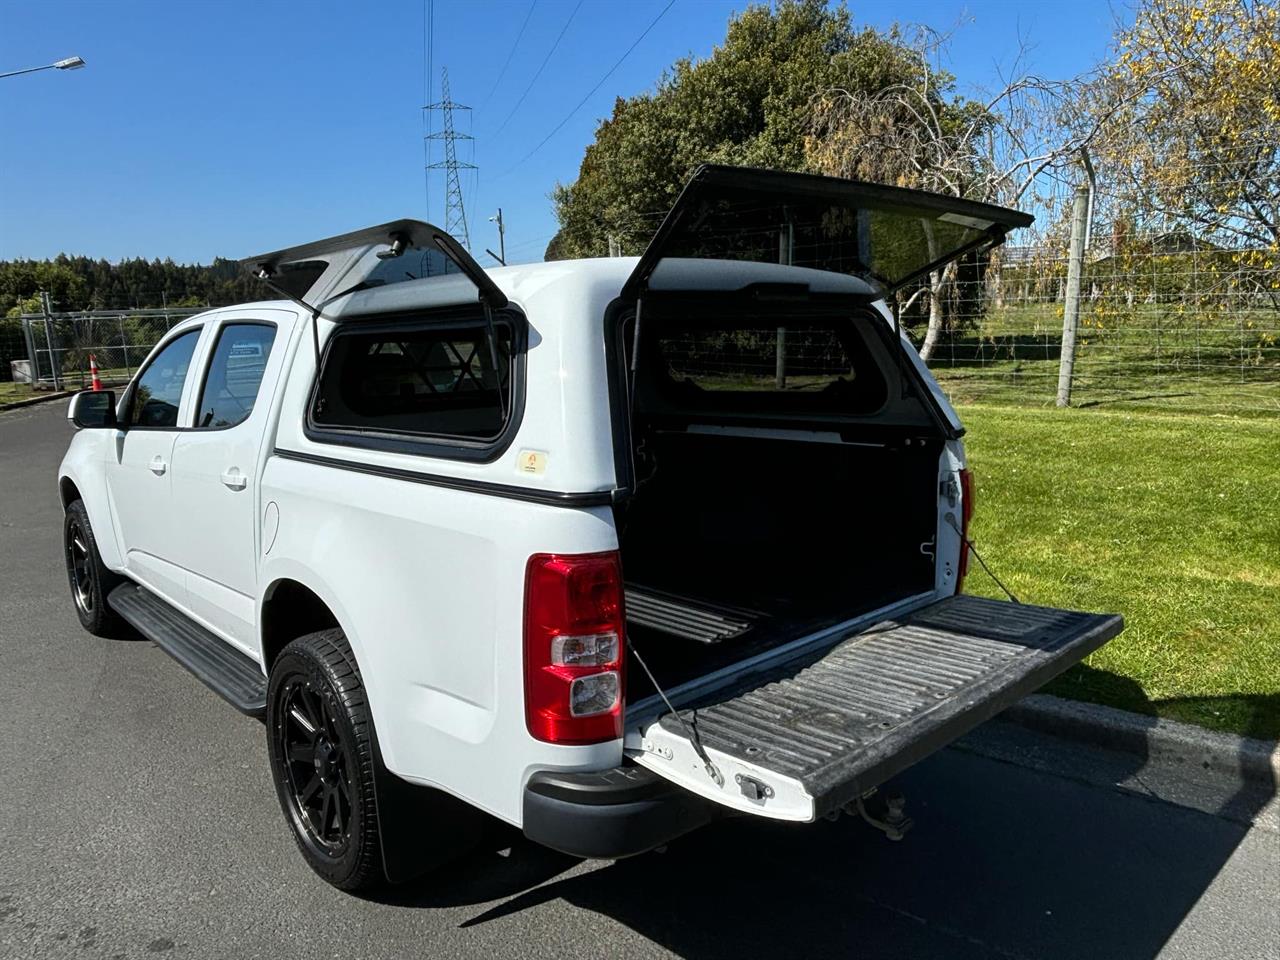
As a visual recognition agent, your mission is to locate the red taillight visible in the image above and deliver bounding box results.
[524,551,625,744]
[957,468,975,591]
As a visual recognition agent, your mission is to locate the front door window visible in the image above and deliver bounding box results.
[126,330,201,428]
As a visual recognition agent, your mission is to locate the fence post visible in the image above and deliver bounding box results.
[1056,187,1089,407]
[40,291,62,391]
[119,316,131,378]
[776,222,794,390]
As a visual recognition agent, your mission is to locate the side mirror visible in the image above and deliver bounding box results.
[68,390,119,429]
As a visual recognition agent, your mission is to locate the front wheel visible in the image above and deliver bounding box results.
[63,499,124,637]
[266,629,386,891]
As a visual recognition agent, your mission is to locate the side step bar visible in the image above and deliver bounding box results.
[108,582,267,717]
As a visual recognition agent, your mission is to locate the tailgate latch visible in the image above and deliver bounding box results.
[734,774,775,803]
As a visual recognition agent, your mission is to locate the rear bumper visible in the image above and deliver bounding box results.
[523,764,717,859]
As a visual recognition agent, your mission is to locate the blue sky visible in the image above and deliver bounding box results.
[0,0,1123,265]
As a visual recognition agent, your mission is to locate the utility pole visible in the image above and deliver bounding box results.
[607,236,621,258]
[486,208,506,266]
[1056,186,1090,407]
[424,67,476,250]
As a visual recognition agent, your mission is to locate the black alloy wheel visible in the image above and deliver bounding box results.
[276,677,354,855]
[266,629,385,890]
[67,514,94,617]
[63,499,124,636]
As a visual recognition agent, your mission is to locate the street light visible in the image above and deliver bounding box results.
[0,56,87,80]
[486,209,506,266]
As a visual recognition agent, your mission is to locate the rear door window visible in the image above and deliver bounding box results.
[311,318,514,443]
[195,323,278,429]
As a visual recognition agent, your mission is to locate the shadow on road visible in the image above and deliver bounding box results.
[379,727,1269,960]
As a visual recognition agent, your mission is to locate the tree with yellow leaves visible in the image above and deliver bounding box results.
[1097,0,1280,249]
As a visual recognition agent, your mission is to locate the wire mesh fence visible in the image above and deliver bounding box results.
[914,229,1280,413]
[10,307,206,392]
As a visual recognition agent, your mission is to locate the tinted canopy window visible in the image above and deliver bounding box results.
[196,323,278,429]
[355,246,460,288]
[656,194,988,292]
[127,329,200,428]
[312,319,512,441]
[649,315,886,415]
[629,166,1033,297]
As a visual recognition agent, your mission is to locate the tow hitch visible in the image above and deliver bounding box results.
[829,786,914,841]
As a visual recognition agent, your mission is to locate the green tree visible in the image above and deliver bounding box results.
[548,0,955,260]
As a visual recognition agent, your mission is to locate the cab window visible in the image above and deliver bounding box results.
[195,323,278,429]
[126,329,201,428]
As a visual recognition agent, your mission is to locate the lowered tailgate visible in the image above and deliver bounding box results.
[628,594,1123,821]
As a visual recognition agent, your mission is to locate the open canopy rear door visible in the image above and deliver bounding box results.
[240,218,507,310]
[622,165,1034,299]
[628,595,1122,822]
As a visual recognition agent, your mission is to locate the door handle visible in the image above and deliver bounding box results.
[149,456,167,476]
[220,468,248,491]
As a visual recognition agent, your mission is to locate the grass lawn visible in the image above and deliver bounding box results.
[925,301,1280,417]
[0,369,130,408]
[959,403,1280,739]
[0,381,40,406]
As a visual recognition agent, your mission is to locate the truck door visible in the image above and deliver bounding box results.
[169,313,288,655]
[107,326,205,606]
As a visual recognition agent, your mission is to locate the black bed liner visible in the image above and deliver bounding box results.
[658,594,1123,817]
[624,586,759,643]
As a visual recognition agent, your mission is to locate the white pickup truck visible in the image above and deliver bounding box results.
[58,166,1122,891]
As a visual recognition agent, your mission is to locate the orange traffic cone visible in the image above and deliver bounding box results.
[89,354,102,391]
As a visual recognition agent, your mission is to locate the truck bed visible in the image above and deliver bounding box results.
[623,583,914,703]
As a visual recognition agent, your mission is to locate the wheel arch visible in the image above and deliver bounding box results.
[57,458,125,572]
[59,475,82,510]
[259,576,342,673]
[257,562,397,768]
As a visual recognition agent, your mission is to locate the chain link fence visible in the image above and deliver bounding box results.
[910,154,1280,415]
[10,306,206,392]
[916,233,1280,413]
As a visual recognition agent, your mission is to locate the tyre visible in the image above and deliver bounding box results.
[63,499,125,637]
[266,629,386,891]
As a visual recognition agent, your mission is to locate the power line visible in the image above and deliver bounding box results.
[496,0,677,179]
[491,0,583,138]
[479,0,538,110]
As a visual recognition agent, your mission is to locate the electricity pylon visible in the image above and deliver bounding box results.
[424,67,475,249]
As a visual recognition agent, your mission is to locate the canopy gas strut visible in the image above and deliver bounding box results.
[252,270,324,370]
[482,300,508,423]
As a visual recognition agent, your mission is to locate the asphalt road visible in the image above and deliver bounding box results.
[2,399,1277,960]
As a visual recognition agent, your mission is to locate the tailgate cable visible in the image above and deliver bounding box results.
[627,637,724,787]
[945,515,1021,604]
